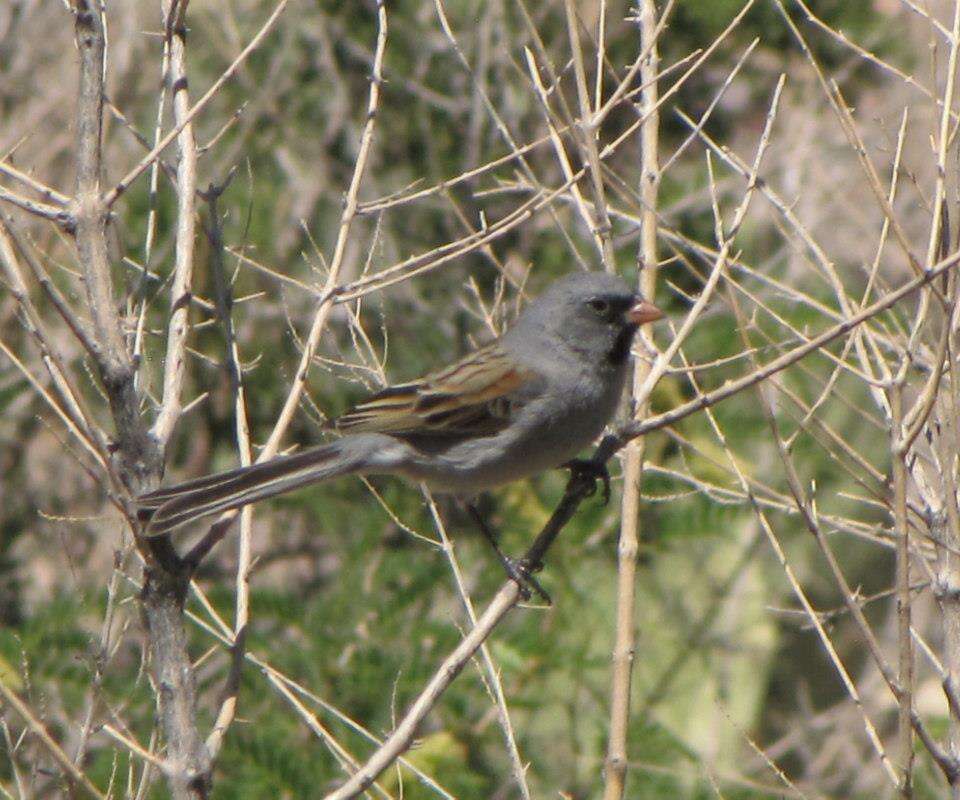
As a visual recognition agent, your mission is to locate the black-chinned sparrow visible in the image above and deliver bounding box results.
[138,272,663,535]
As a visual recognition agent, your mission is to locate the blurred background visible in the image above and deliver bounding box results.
[0,0,951,797]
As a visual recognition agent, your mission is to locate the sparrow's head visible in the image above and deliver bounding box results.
[513,272,663,367]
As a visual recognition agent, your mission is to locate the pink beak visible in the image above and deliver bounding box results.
[625,298,664,325]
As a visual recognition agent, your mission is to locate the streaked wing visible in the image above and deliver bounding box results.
[333,343,541,437]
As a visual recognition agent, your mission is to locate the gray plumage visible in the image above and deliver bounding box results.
[138,272,662,535]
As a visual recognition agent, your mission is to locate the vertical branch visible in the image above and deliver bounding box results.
[928,18,960,783]
[203,179,254,761]
[921,0,960,274]
[935,335,960,798]
[892,383,914,796]
[134,3,207,796]
[71,0,154,478]
[152,0,199,446]
[140,566,211,800]
[603,2,658,798]
[68,2,213,796]
[132,3,174,389]
[892,6,960,792]
[635,0,660,415]
[594,0,606,111]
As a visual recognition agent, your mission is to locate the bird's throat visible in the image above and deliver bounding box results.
[607,324,639,366]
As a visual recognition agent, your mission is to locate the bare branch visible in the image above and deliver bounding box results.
[0,184,74,227]
[151,0,200,447]
[0,159,70,205]
[603,2,660,796]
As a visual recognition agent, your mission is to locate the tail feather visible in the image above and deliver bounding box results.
[137,457,287,510]
[138,441,348,536]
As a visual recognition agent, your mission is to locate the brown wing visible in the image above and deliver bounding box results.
[332,343,540,437]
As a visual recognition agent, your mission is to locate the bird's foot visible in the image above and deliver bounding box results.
[502,556,551,605]
[564,458,611,504]
[465,501,551,604]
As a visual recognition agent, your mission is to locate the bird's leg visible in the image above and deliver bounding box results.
[463,501,551,605]
[563,458,611,504]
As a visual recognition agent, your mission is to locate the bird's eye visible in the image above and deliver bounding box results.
[587,298,610,315]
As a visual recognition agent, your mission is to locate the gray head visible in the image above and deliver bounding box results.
[507,272,662,367]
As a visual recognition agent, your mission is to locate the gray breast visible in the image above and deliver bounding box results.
[404,360,626,494]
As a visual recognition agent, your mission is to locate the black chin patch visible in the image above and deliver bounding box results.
[608,324,639,365]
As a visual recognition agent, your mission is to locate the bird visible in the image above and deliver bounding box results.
[137,272,662,546]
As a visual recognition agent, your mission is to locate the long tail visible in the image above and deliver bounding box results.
[138,440,362,536]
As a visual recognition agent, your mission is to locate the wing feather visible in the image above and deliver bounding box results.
[333,344,539,437]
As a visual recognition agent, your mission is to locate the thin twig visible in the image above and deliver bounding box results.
[203,176,254,761]
[625,246,960,440]
[0,673,107,800]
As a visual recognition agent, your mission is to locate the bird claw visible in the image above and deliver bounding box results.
[564,458,611,505]
[464,502,551,605]
[503,556,551,605]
